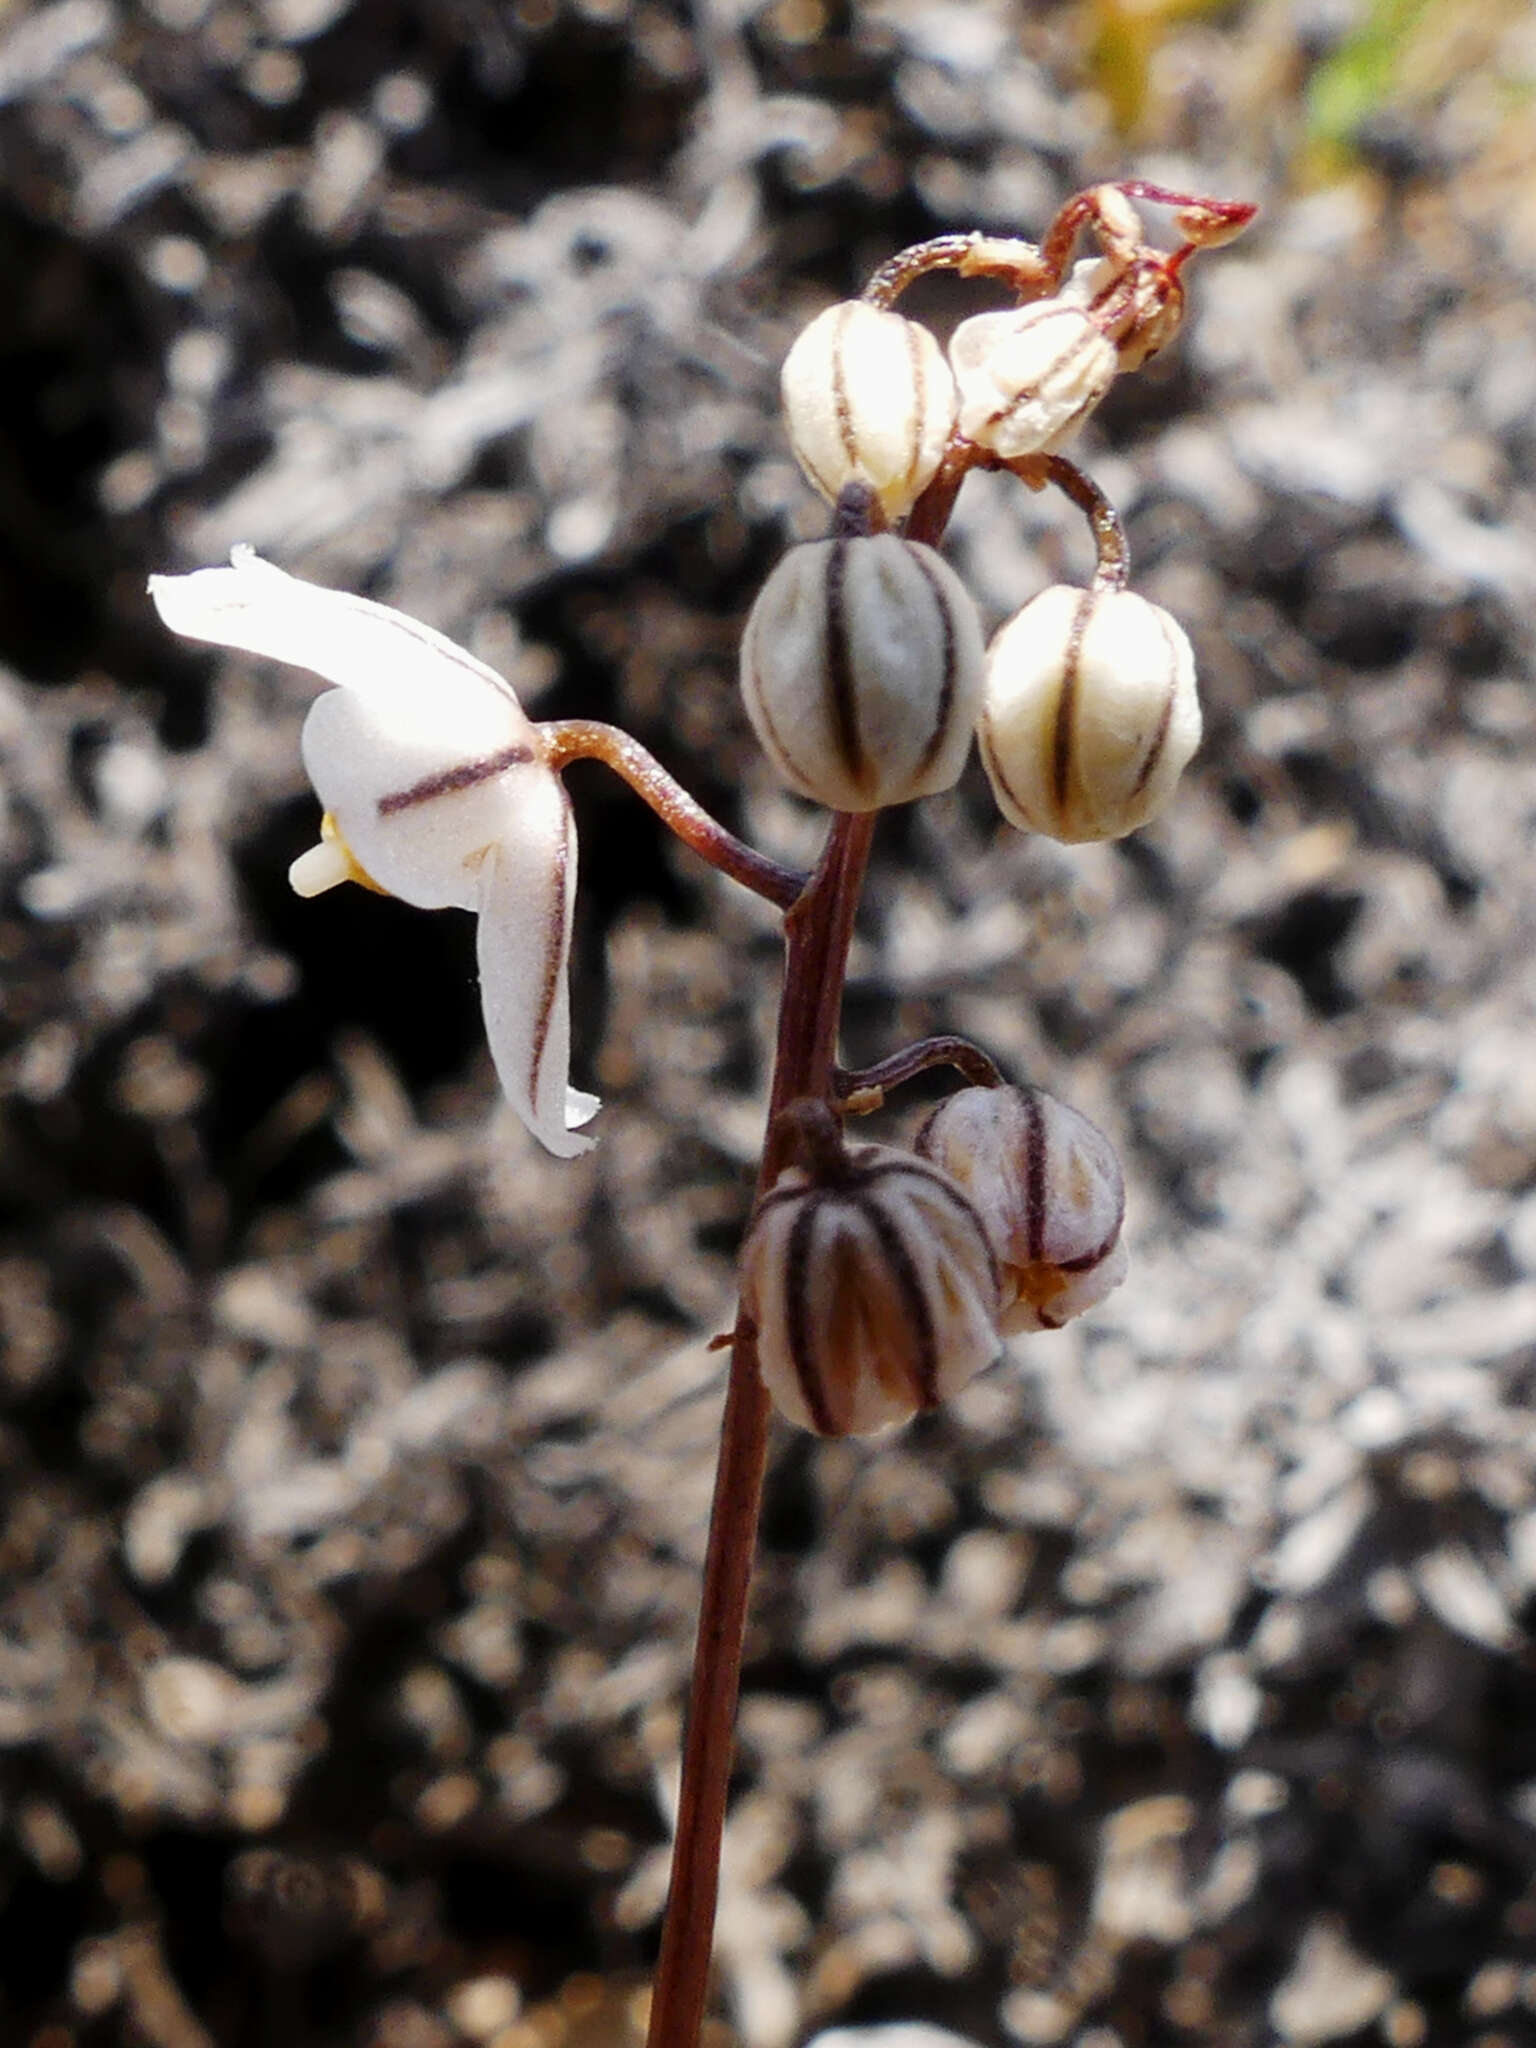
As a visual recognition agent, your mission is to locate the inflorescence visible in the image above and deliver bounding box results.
[151,175,1255,2048]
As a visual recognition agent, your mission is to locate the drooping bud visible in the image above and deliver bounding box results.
[916,1084,1126,1334]
[740,527,985,812]
[978,584,1200,843]
[781,300,957,521]
[948,297,1119,461]
[740,1111,1002,1435]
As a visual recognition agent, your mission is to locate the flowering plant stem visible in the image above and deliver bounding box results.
[639,390,1117,2048]
[646,808,874,2048]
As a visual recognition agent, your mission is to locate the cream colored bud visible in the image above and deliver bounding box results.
[782,301,957,521]
[978,584,1199,843]
[740,532,985,812]
[741,1138,1002,1435]
[949,298,1118,460]
[917,1084,1127,1335]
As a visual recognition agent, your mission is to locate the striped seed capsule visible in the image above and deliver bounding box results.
[740,1130,1002,1436]
[917,1084,1127,1334]
[740,530,985,812]
[781,300,957,522]
[978,584,1200,843]
[948,296,1119,461]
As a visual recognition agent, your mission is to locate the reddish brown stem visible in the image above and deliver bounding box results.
[541,719,806,911]
[904,438,978,548]
[862,185,1255,320]
[1032,454,1131,591]
[637,182,1251,2048]
[644,809,875,2048]
[835,1034,1005,1113]
[862,232,1058,310]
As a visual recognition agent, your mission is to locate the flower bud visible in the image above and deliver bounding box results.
[978,584,1199,842]
[917,1084,1127,1334]
[740,1134,1002,1435]
[740,531,985,812]
[948,298,1118,460]
[781,300,957,521]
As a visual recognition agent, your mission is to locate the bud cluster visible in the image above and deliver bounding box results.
[745,179,1253,838]
[729,182,1254,1438]
[742,1088,1127,1436]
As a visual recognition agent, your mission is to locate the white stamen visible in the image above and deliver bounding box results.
[288,839,354,898]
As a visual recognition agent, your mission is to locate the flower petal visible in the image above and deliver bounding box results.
[474,776,598,1157]
[148,547,529,729]
[299,682,541,912]
[153,547,549,913]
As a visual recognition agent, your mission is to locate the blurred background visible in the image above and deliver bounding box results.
[3,1,1536,2044]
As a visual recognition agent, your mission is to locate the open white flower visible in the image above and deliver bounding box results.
[148,547,598,1157]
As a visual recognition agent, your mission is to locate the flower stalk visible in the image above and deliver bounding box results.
[540,719,806,911]
[646,806,874,2048]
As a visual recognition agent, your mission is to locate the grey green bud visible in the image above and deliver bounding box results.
[740,531,985,813]
[740,1128,1002,1435]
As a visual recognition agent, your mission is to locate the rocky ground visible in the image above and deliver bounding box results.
[3,2,1536,2045]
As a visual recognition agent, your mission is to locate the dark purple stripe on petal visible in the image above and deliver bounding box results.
[907,548,957,780]
[378,743,534,815]
[824,538,864,792]
[526,786,572,1116]
[833,303,858,467]
[1129,610,1181,799]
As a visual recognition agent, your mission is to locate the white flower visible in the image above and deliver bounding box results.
[148,547,598,1157]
